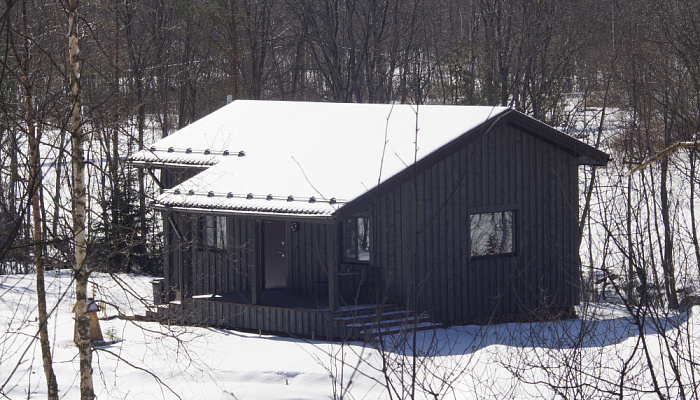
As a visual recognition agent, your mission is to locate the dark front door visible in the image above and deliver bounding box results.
[263,220,287,289]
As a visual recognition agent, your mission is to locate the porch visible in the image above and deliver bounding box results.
[155,290,441,341]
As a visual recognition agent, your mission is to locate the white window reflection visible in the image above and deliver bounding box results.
[203,215,227,250]
[470,211,514,257]
[343,216,370,262]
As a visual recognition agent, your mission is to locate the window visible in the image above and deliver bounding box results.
[343,216,370,262]
[201,215,227,250]
[469,210,514,257]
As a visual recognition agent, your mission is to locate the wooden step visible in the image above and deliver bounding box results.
[346,313,430,329]
[334,304,400,318]
[338,308,443,341]
[359,321,442,338]
[335,310,410,323]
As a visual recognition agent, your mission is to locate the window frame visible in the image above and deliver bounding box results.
[200,215,228,251]
[341,215,371,263]
[468,207,517,259]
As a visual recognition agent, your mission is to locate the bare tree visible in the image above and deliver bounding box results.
[65,0,95,397]
[6,0,59,396]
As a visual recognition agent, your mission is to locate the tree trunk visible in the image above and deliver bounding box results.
[111,0,121,271]
[9,125,18,226]
[660,155,678,308]
[52,130,66,244]
[8,0,60,395]
[136,75,147,272]
[29,108,59,400]
[67,0,95,398]
[230,0,238,100]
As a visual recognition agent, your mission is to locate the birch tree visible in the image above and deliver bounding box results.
[66,0,94,398]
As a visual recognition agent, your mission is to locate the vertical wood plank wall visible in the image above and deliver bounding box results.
[287,221,336,301]
[373,124,580,323]
[161,167,206,301]
[176,299,345,339]
[190,217,256,296]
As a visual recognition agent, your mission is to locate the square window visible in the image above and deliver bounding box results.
[470,211,514,257]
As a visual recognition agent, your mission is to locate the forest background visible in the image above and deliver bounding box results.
[1,0,700,399]
[2,0,699,277]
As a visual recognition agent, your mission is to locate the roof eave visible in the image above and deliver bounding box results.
[505,111,610,166]
[129,160,214,170]
[152,203,338,222]
[577,154,610,167]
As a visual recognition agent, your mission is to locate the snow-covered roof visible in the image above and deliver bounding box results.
[146,100,510,217]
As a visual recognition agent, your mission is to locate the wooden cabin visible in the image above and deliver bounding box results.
[131,100,609,340]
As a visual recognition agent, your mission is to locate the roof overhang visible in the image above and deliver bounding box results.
[129,148,242,169]
[153,189,344,221]
[153,204,338,222]
[130,160,213,170]
[505,111,610,166]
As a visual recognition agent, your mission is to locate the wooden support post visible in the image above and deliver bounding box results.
[252,220,261,305]
[328,225,338,311]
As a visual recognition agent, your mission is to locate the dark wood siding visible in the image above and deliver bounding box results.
[162,211,196,301]
[180,299,345,339]
[287,221,337,303]
[162,210,177,301]
[159,166,208,301]
[372,124,581,323]
[190,216,256,296]
[161,167,202,190]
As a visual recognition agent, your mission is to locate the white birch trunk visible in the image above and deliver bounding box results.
[67,0,94,398]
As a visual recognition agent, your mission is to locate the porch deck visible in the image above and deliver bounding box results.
[155,291,438,341]
[158,291,381,340]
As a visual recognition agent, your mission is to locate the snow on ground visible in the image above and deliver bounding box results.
[1,271,699,399]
